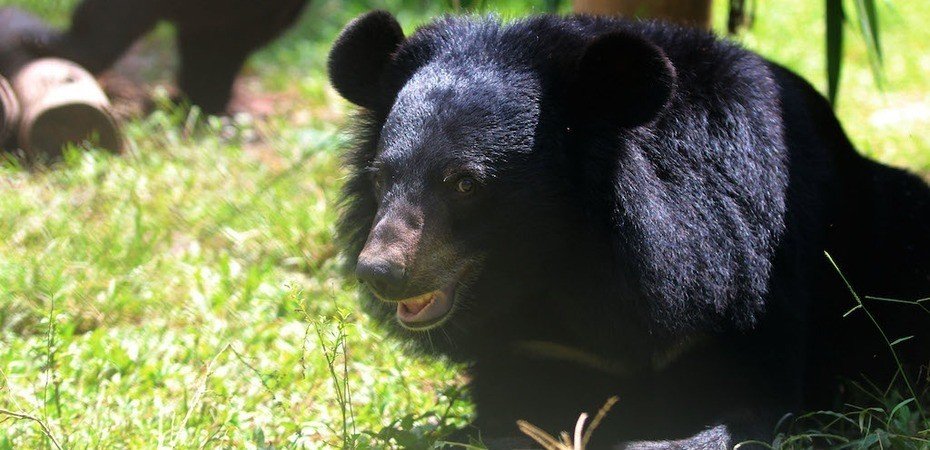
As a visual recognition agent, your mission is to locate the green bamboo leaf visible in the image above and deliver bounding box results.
[853,0,885,89]
[825,0,845,106]
[863,0,884,62]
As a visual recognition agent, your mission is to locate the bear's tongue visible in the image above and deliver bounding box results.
[399,295,434,316]
[395,286,455,327]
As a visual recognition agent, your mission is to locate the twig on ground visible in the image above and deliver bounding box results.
[517,396,620,450]
[0,407,63,450]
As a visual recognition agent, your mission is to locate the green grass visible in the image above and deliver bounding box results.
[1,0,928,448]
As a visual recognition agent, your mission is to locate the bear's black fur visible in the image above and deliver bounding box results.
[0,8,51,76]
[329,12,930,448]
[15,0,309,113]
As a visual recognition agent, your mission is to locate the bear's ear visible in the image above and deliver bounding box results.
[328,10,405,109]
[574,32,677,128]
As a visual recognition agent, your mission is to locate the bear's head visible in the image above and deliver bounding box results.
[329,12,680,351]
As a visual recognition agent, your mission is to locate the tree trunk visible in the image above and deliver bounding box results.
[0,75,19,147]
[11,58,122,160]
[574,0,714,29]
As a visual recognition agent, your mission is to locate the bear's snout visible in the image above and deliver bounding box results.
[356,205,424,300]
[356,257,406,300]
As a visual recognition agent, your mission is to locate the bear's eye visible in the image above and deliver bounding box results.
[455,176,476,195]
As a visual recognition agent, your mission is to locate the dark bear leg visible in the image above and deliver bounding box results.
[176,31,251,114]
[175,4,303,115]
[29,0,161,74]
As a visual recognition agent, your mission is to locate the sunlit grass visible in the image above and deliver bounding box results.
[0,104,473,448]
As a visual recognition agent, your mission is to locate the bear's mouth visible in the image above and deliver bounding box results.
[393,280,457,331]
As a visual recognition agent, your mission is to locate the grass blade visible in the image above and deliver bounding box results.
[825,252,926,421]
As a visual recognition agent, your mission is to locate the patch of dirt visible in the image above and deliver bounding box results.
[97,37,176,120]
[228,75,299,119]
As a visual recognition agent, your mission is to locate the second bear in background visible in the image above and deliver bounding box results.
[26,0,310,114]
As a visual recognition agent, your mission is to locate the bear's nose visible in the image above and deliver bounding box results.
[356,258,407,300]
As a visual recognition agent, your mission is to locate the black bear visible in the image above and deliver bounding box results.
[329,11,930,449]
[14,0,309,113]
